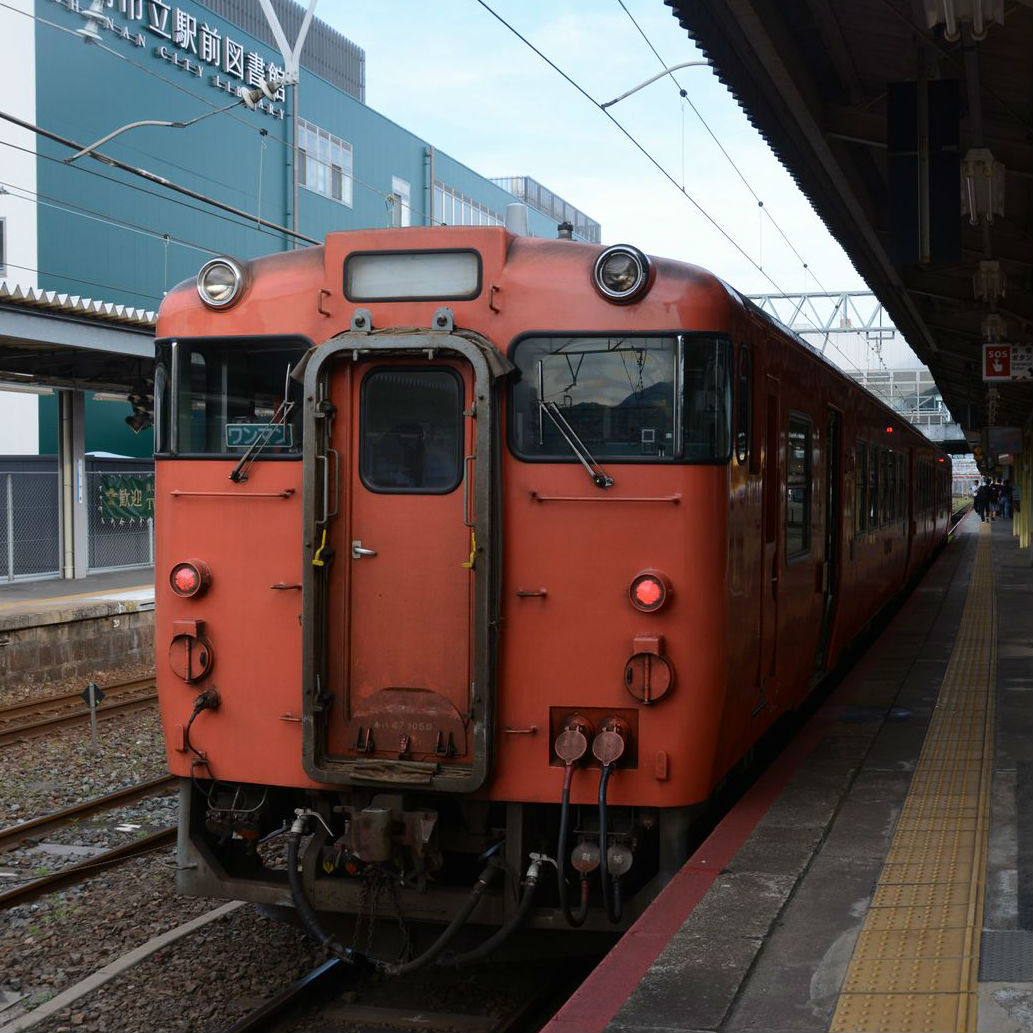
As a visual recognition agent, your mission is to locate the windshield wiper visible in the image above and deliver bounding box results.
[536,382,614,491]
[229,364,296,483]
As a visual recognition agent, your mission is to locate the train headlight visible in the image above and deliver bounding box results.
[629,571,671,613]
[197,257,245,309]
[592,245,651,303]
[170,558,211,599]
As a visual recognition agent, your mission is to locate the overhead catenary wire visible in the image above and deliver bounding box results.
[0,183,223,305]
[611,0,830,295]
[0,173,223,259]
[0,109,319,246]
[0,0,443,229]
[4,0,879,380]
[471,0,877,378]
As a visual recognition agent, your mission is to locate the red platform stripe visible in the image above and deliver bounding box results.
[541,697,844,1033]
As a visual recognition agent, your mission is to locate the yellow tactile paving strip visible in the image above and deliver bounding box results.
[830,525,996,1033]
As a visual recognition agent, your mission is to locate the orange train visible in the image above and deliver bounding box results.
[154,222,950,964]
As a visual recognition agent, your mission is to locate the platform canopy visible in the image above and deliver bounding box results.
[0,284,155,393]
[668,0,1032,442]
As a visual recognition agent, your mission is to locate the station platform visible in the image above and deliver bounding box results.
[545,515,1032,1033]
[0,568,154,625]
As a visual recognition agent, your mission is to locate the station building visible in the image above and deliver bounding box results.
[0,0,599,579]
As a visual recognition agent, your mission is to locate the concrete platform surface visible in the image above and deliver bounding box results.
[0,568,154,627]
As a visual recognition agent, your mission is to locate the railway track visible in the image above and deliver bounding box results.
[0,772,178,908]
[226,952,594,1033]
[0,774,177,854]
[0,677,157,746]
[0,826,176,908]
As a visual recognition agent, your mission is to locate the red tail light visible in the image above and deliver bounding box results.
[629,571,671,613]
[170,559,211,599]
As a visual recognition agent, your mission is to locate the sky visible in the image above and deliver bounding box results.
[320,0,869,300]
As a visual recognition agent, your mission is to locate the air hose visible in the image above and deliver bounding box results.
[381,858,503,976]
[598,762,616,922]
[437,855,545,967]
[592,723,627,925]
[556,764,589,926]
[285,829,366,967]
[286,811,505,974]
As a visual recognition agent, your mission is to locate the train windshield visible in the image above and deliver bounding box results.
[509,334,731,463]
[155,338,307,457]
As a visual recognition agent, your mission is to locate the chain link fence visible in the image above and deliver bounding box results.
[1,470,61,580]
[87,468,154,572]
[1,461,154,581]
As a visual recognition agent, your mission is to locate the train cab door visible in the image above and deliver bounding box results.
[757,375,780,707]
[301,330,499,792]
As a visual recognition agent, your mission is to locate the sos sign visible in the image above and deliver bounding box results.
[983,344,1012,381]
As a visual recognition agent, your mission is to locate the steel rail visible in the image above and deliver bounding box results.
[0,685,158,747]
[0,775,177,853]
[0,827,176,908]
[0,678,155,723]
[225,958,348,1033]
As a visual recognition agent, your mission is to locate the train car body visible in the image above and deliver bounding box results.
[154,226,951,946]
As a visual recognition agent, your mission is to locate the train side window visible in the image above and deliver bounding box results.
[360,367,463,493]
[785,413,812,559]
[868,445,879,531]
[735,344,752,466]
[899,453,908,532]
[152,361,169,455]
[854,441,868,537]
[882,449,894,525]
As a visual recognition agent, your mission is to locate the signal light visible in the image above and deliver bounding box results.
[629,571,671,613]
[170,559,211,599]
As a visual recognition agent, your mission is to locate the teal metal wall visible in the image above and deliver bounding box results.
[38,393,154,458]
[35,0,561,308]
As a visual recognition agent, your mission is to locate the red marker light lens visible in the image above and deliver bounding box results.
[170,559,211,598]
[172,566,199,594]
[629,572,670,613]
[635,579,662,607]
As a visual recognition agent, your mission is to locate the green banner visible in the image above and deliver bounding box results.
[98,474,155,524]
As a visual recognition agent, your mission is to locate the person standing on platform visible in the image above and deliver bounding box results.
[975,480,992,522]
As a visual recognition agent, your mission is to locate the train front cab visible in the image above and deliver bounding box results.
[156,233,952,947]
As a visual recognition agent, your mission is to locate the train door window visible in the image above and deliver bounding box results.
[855,441,868,537]
[360,368,463,493]
[735,344,752,466]
[509,334,730,463]
[786,413,812,559]
[161,338,307,457]
[899,454,908,532]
